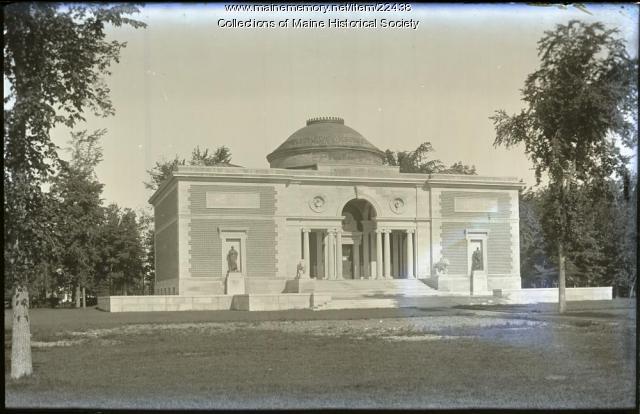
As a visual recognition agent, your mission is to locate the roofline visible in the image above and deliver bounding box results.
[148,166,525,204]
[266,145,385,162]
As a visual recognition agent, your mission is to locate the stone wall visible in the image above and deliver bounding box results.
[97,293,331,312]
[155,222,179,282]
[440,222,512,275]
[493,287,612,303]
[187,183,277,279]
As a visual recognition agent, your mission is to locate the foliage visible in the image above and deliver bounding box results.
[4,3,144,378]
[4,2,145,288]
[96,204,145,295]
[50,130,106,298]
[138,208,156,295]
[491,20,637,303]
[433,258,450,274]
[492,20,637,186]
[384,142,476,174]
[519,178,637,295]
[145,145,233,190]
[518,189,551,287]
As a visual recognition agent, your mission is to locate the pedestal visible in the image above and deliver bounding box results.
[470,270,488,296]
[225,272,245,295]
[291,279,315,293]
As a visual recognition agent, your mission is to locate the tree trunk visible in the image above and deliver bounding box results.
[82,287,86,308]
[123,279,127,296]
[558,241,567,313]
[11,285,33,379]
[75,285,81,308]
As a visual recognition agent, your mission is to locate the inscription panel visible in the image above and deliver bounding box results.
[206,192,260,209]
[454,197,498,213]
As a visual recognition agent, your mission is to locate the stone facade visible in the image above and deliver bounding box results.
[148,117,526,297]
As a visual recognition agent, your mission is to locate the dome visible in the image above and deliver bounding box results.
[267,117,385,169]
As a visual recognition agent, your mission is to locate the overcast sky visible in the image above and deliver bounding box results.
[46,3,638,211]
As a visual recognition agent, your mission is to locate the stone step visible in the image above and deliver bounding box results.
[312,279,437,296]
[315,298,401,310]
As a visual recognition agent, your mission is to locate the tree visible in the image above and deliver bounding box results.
[145,145,234,190]
[384,141,477,174]
[50,130,106,308]
[491,20,637,312]
[519,189,552,287]
[137,208,155,295]
[96,205,145,296]
[3,3,144,378]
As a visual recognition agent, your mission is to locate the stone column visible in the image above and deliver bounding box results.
[383,230,391,279]
[315,231,323,278]
[323,231,329,280]
[392,232,399,278]
[353,239,360,279]
[336,229,343,280]
[398,233,407,278]
[327,230,335,280]
[362,230,370,278]
[375,229,383,280]
[406,229,415,279]
[302,228,310,263]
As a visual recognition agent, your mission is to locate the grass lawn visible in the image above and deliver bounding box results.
[4,299,637,409]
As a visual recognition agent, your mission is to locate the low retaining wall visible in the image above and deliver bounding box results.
[98,293,332,313]
[98,295,234,312]
[493,287,612,304]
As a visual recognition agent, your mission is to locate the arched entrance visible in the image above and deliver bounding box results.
[299,197,414,281]
[339,199,376,279]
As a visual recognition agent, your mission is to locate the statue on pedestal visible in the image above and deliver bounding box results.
[296,260,307,279]
[227,246,239,273]
[471,247,483,272]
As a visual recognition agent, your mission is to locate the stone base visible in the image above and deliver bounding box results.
[433,275,470,292]
[291,278,315,293]
[493,287,613,303]
[471,271,488,296]
[225,272,245,295]
[231,293,330,311]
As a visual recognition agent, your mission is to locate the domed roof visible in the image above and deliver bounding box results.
[267,117,385,169]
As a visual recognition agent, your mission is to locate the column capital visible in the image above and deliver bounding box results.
[375,228,384,234]
[328,228,337,235]
[405,229,415,234]
[301,227,310,233]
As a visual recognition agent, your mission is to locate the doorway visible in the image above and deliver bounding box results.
[342,244,353,279]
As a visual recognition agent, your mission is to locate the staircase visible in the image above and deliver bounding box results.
[312,279,443,310]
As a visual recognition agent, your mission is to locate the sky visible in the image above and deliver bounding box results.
[44,3,639,211]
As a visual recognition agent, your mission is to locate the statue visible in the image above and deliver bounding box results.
[296,260,307,279]
[227,246,239,273]
[471,247,483,271]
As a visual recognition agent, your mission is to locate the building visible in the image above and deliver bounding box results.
[149,116,525,298]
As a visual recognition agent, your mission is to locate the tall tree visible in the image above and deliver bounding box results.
[95,205,145,296]
[384,141,477,174]
[491,20,637,312]
[50,130,106,308]
[3,3,144,378]
[145,145,234,190]
[137,208,155,295]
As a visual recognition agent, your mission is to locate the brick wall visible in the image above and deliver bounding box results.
[155,185,177,229]
[188,184,277,278]
[440,222,512,275]
[189,219,277,278]
[156,221,179,281]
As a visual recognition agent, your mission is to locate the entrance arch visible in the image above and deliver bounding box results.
[339,199,377,279]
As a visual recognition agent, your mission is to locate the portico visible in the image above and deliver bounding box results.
[297,210,417,281]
